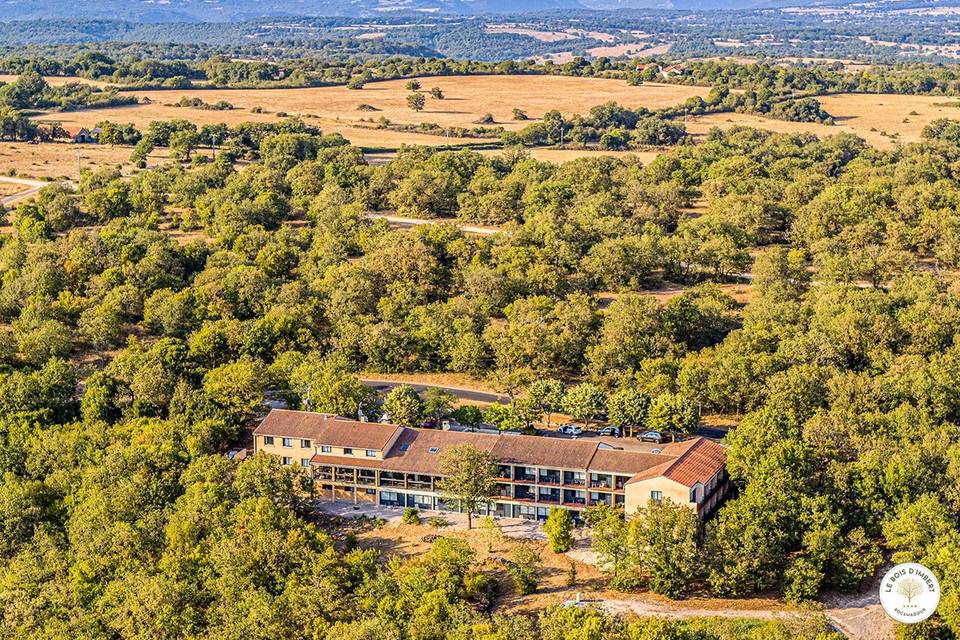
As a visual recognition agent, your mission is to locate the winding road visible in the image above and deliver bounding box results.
[0,176,48,205]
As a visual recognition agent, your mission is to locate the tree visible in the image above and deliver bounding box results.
[287,354,373,416]
[407,92,426,112]
[169,128,200,162]
[508,543,541,595]
[202,356,266,425]
[405,80,422,91]
[562,383,607,429]
[436,444,496,529]
[429,87,444,99]
[544,507,574,553]
[630,498,700,597]
[526,379,565,429]
[512,108,528,121]
[646,393,698,435]
[607,387,651,437]
[382,384,424,428]
[422,387,456,426]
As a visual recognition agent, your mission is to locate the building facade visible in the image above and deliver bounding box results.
[253,409,730,521]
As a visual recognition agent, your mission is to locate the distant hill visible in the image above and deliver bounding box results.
[0,0,586,22]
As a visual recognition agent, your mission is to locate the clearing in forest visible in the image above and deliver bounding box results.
[686,92,960,149]
[32,75,709,150]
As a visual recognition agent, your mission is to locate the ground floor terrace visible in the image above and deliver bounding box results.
[312,465,630,522]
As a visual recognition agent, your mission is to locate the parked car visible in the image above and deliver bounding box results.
[558,424,583,436]
[638,431,666,443]
[597,425,622,437]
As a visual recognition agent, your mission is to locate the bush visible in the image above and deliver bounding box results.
[402,507,421,525]
[464,570,498,609]
[544,507,574,553]
[428,516,449,528]
[508,543,541,595]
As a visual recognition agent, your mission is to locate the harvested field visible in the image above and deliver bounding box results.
[0,74,111,88]
[33,75,709,150]
[687,92,960,149]
[0,142,208,180]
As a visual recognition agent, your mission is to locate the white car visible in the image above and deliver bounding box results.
[558,424,583,436]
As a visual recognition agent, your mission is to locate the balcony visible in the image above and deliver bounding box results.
[538,473,561,485]
[356,473,377,486]
[514,474,536,483]
[590,481,612,489]
[538,492,561,504]
[514,487,536,501]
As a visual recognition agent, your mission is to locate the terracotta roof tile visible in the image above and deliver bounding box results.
[255,409,402,451]
[627,438,726,488]
[588,449,668,475]
[490,435,599,470]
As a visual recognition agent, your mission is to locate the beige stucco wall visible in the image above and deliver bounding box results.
[255,434,315,465]
[624,477,694,517]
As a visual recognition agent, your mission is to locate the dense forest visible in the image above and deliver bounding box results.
[0,9,959,62]
[2,107,960,636]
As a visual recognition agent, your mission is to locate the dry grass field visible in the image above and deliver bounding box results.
[34,75,709,150]
[687,92,960,149]
[0,74,111,88]
[0,142,208,180]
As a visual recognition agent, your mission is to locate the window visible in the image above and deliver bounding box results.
[399,443,410,452]
[301,439,311,448]
[428,447,440,454]
[321,445,331,453]
[282,457,293,466]
[263,436,274,445]
[282,437,292,448]
[343,448,353,455]
[690,487,698,502]
[651,490,663,503]
[300,458,310,468]
[365,449,376,457]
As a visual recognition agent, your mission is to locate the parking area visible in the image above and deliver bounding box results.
[533,429,685,452]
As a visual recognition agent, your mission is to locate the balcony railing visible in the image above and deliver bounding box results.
[514,474,536,483]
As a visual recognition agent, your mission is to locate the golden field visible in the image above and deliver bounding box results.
[33,75,709,150]
[687,92,960,149]
[0,142,210,180]
[0,74,112,88]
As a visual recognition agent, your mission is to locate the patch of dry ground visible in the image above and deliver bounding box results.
[0,142,210,180]
[32,75,709,151]
[0,74,111,88]
[687,92,960,149]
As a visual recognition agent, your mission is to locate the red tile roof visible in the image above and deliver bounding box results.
[255,410,402,451]
[588,449,667,475]
[626,438,726,488]
[256,410,725,482]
